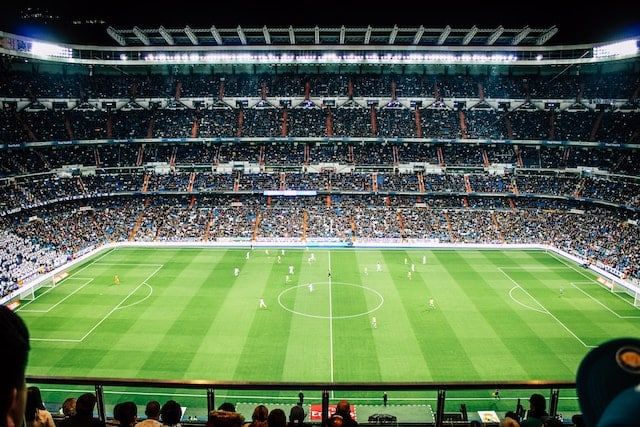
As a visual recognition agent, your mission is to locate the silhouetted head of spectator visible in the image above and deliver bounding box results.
[217,403,236,413]
[334,401,351,419]
[62,397,76,417]
[206,410,245,427]
[25,386,46,422]
[0,305,30,427]
[528,393,547,416]
[144,401,161,420]
[289,405,305,427]
[251,405,268,423]
[75,393,98,417]
[160,400,182,426]
[267,408,286,427]
[570,414,584,427]
[576,337,640,427]
[114,401,137,427]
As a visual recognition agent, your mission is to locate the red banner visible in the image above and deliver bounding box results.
[309,404,357,421]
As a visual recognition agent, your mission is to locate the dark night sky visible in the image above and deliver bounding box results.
[1,0,638,46]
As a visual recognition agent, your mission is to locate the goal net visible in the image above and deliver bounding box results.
[19,271,69,301]
[599,276,640,308]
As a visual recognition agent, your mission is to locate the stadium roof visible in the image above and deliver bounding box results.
[105,24,559,48]
[2,0,638,49]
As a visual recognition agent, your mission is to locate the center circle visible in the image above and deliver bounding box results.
[277,281,384,319]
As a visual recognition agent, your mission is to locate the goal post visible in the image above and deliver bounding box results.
[51,271,70,287]
[599,276,640,308]
[18,271,69,301]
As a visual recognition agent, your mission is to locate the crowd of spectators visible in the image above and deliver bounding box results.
[0,180,638,297]
[0,70,639,145]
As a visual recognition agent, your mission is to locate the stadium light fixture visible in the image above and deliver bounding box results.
[339,26,346,44]
[314,26,320,45]
[593,39,639,58]
[30,41,72,58]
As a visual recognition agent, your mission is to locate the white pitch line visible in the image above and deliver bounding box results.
[498,267,592,348]
[328,250,335,385]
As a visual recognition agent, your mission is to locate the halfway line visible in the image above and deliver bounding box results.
[328,250,335,385]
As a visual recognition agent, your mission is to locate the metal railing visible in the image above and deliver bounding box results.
[27,376,577,427]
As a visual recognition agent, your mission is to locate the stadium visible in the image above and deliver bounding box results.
[1,5,639,427]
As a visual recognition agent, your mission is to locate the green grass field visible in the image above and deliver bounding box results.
[19,246,640,421]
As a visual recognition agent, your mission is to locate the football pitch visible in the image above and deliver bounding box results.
[19,246,640,419]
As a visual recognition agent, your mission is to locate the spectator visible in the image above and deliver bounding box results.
[137,401,162,427]
[267,408,286,427]
[519,394,548,427]
[25,386,55,427]
[0,305,30,427]
[570,414,584,427]
[288,405,305,427]
[206,410,245,427]
[330,401,357,427]
[61,397,76,418]
[160,400,182,427]
[113,402,138,427]
[576,337,640,427]
[246,405,268,427]
[217,403,236,413]
[58,392,106,427]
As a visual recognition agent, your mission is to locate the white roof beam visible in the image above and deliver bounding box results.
[237,25,247,45]
[210,26,222,45]
[438,25,451,45]
[389,25,398,44]
[132,26,150,45]
[462,25,478,45]
[159,26,174,45]
[289,25,295,44]
[537,26,558,45]
[512,26,531,45]
[106,26,126,46]
[339,25,346,44]
[184,26,198,45]
[487,25,504,45]
[263,26,271,44]
[364,25,372,44]
[412,25,425,45]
